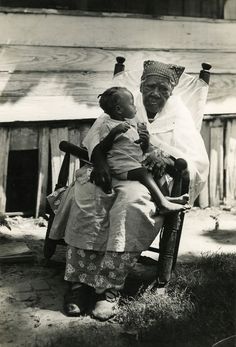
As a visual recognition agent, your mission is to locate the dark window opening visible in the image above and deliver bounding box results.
[6,149,38,216]
[0,0,227,19]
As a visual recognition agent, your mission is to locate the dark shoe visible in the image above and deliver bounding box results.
[64,283,93,317]
[92,289,119,321]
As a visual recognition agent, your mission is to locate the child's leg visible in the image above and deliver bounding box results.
[127,167,189,214]
[166,194,189,204]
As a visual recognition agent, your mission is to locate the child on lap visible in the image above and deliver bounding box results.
[97,86,189,214]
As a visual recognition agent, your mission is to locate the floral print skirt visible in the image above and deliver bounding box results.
[64,246,140,291]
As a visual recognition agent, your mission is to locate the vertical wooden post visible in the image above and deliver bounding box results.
[36,127,49,217]
[68,128,81,185]
[199,120,210,208]
[113,56,125,76]
[79,123,92,146]
[225,118,236,205]
[0,128,10,212]
[224,0,236,20]
[50,127,69,190]
[209,119,224,206]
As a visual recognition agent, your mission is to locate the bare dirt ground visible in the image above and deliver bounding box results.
[0,207,235,347]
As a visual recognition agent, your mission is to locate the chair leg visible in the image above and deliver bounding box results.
[172,212,185,270]
[157,212,180,285]
[43,212,57,259]
[156,165,189,285]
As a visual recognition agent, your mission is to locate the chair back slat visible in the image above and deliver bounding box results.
[113,56,126,76]
[199,62,212,84]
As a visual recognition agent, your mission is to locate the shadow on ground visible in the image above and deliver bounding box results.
[203,229,236,245]
[0,212,235,347]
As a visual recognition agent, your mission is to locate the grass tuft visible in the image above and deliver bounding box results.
[118,253,236,345]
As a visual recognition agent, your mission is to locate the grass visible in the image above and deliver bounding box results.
[117,253,236,346]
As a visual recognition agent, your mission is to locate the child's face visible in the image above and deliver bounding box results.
[117,90,136,119]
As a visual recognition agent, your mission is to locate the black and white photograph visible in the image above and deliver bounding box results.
[0,1,235,346]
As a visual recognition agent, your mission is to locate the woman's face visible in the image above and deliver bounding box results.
[140,76,173,117]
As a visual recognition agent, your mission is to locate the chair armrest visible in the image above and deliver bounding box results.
[59,141,91,164]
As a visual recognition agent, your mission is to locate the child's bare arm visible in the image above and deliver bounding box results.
[97,122,130,154]
[90,122,130,194]
[90,145,112,193]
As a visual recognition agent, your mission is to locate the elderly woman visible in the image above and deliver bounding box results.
[49,60,209,321]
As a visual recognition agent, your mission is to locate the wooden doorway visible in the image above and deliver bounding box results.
[6,149,38,216]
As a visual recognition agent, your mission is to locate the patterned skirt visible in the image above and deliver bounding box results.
[64,246,140,291]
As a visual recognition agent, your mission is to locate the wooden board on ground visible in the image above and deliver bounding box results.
[0,241,34,263]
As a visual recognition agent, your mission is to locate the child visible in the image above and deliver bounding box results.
[97,86,189,214]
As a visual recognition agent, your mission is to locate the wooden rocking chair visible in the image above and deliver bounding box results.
[43,57,211,287]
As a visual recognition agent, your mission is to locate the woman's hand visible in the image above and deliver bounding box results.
[135,123,150,152]
[143,149,174,179]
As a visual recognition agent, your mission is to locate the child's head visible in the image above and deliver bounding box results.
[98,87,136,120]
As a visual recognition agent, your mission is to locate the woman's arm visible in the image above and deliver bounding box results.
[135,123,150,153]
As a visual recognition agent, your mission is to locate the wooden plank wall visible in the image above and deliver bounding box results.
[224,0,236,19]
[225,119,236,205]
[36,127,49,217]
[200,115,236,208]
[0,12,236,121]
[198,121,210,208]
[209,120,224,206]
[0,10,236,213]
[0,50,236,121]
[1,121,92,216]
[0,0,230,19]
[0,128,10,211]
[5,116,236,215]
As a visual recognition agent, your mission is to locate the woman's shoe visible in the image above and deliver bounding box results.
[64,283,93,317]
[92,289,119,321]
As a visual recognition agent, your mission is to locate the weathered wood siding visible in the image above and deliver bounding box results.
[0,9,236,214]
[0,128,10,211]
[0,121,92,215]
[4,115,236,215]
[0,0,232,19]
[200,115,236,207]
[0,11,236,123]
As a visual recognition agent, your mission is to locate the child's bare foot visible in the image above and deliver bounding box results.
[158,199,190,215]
[166,193,189,205]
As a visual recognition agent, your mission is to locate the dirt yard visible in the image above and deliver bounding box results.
[0,207,235,347]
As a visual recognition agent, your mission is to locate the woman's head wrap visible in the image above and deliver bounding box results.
[141,60,185,87]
